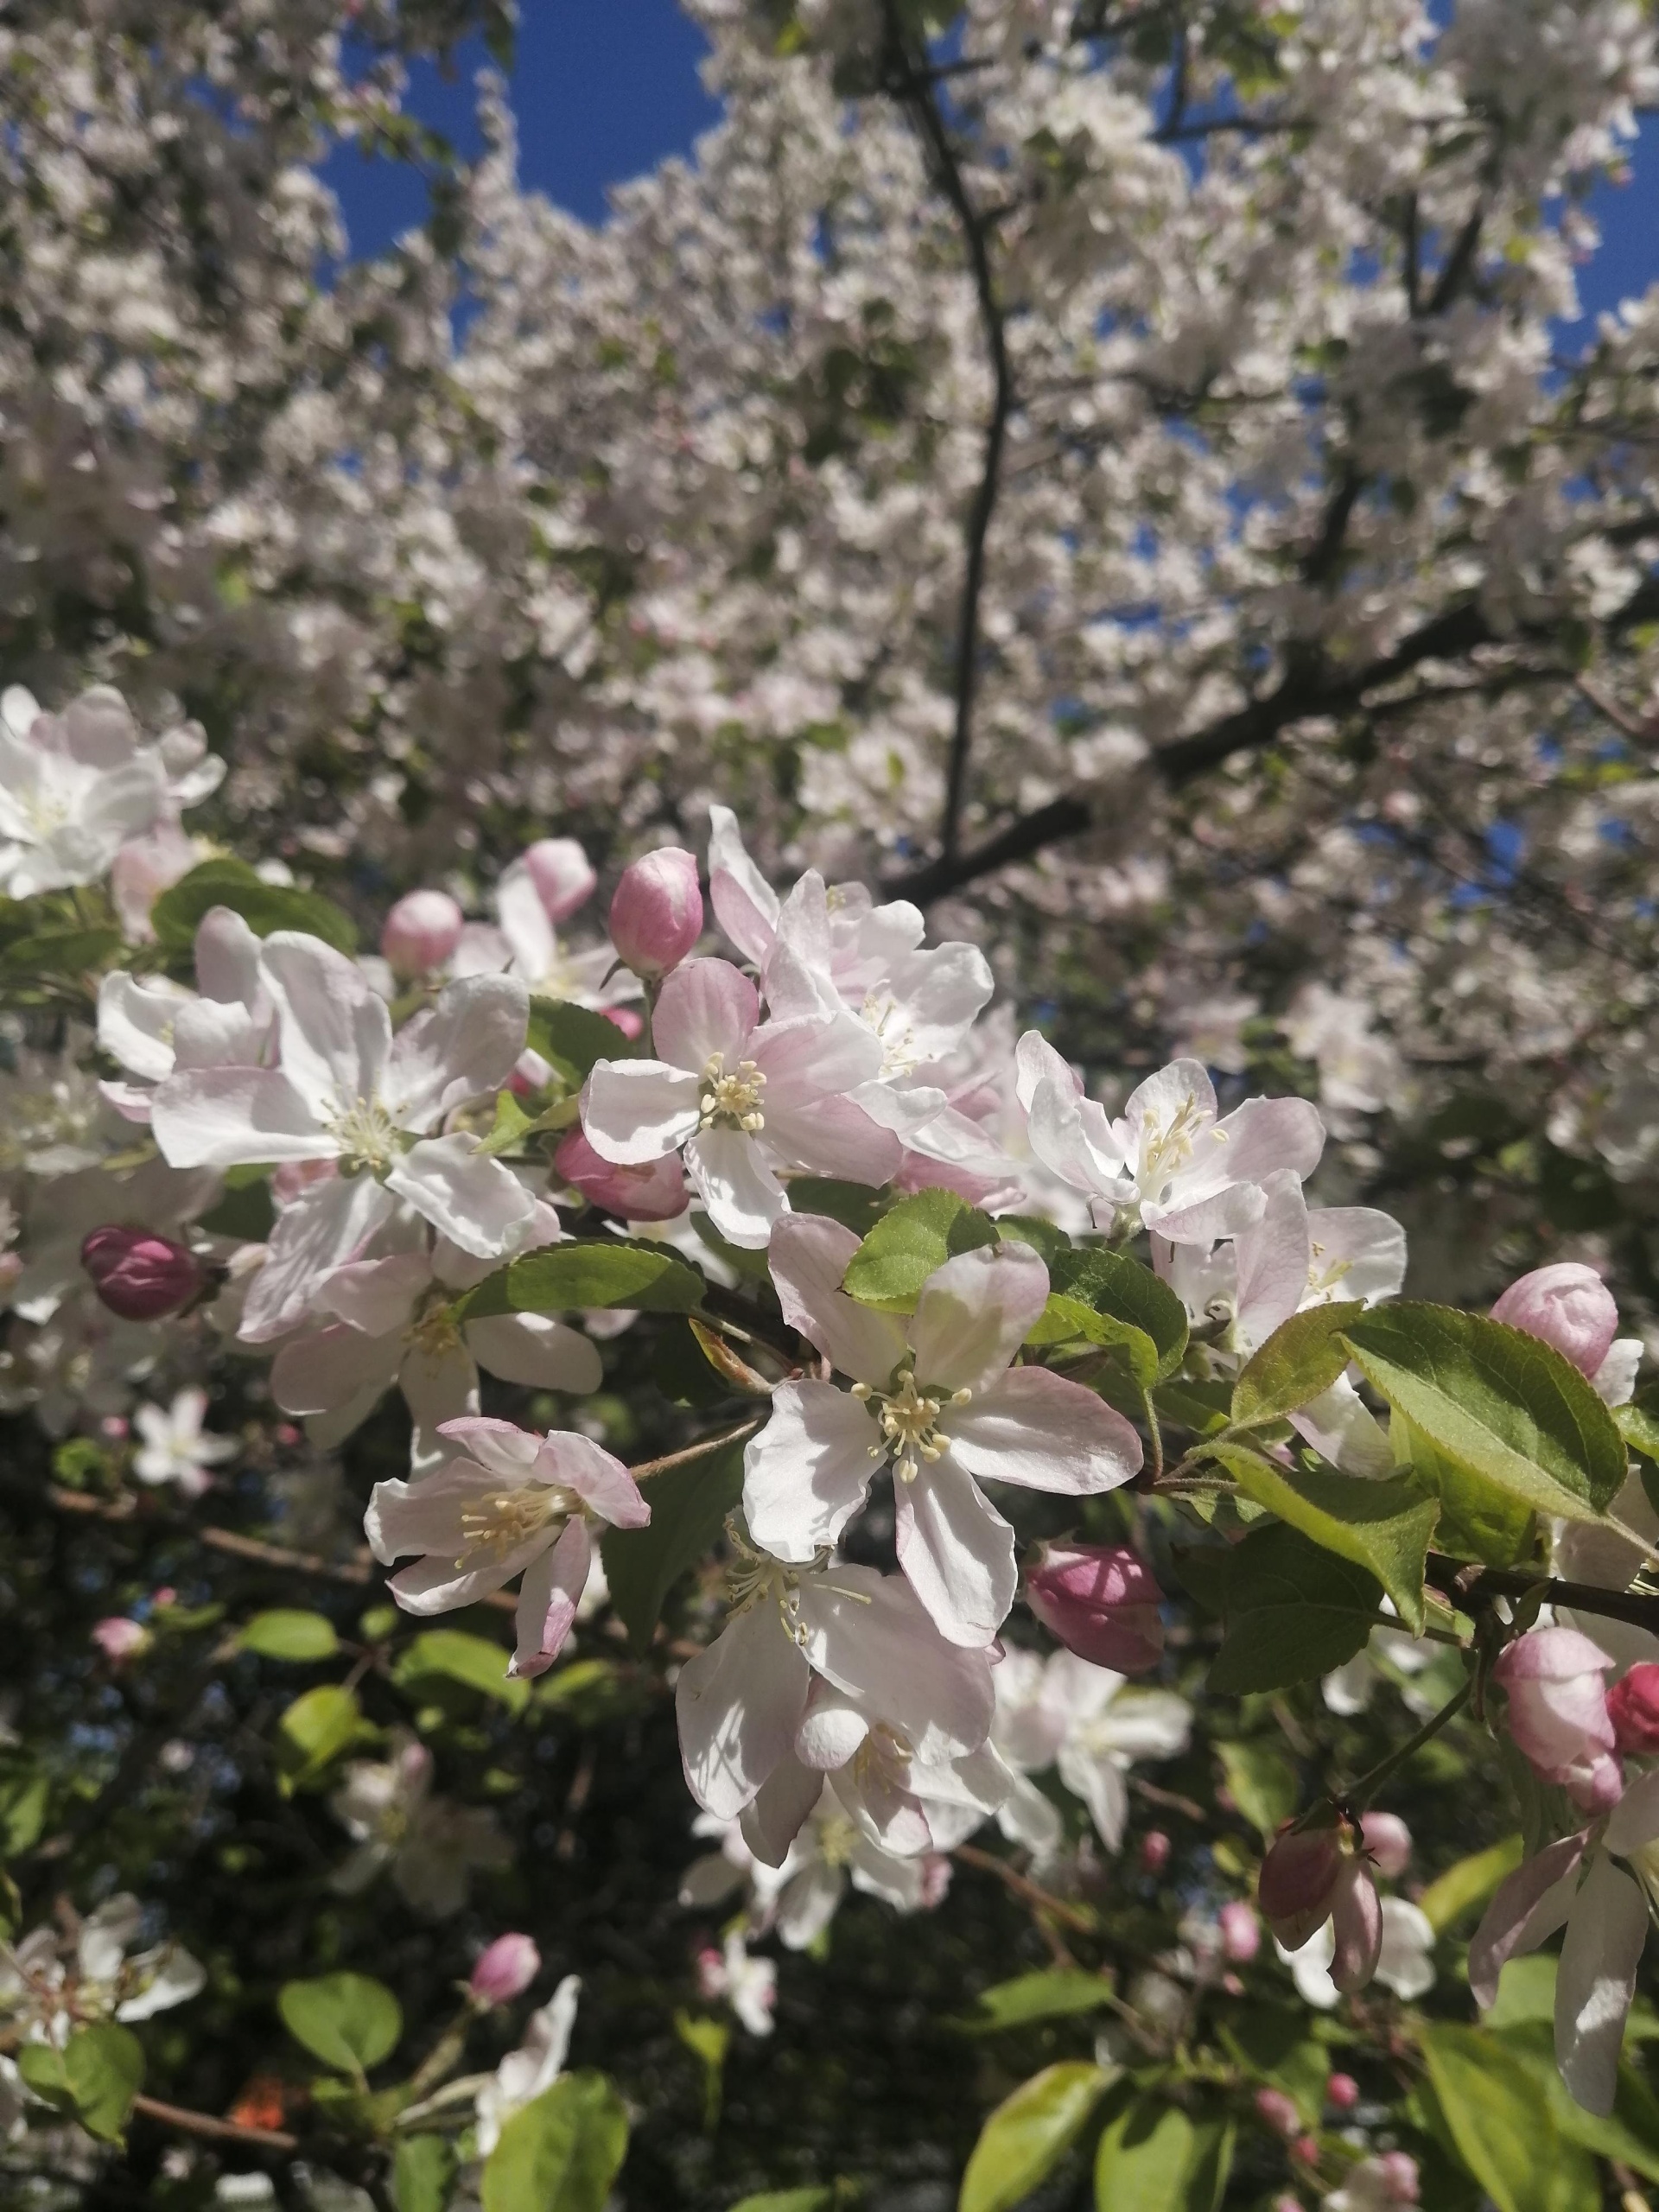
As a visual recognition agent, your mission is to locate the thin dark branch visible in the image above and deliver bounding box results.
[1402,192,1421,315]
[879,2,1014,866]
[130,2093,298,2155]
[1426,1555,1659,1637]
[1425,200,1484,317]
[1155,111,1314,142]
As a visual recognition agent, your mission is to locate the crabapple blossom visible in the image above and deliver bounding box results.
[365,1416,649,1679]
[132,1388,237,1497]
[520,840,597,924]
[468,1934,542,2008]
[474,1977,581,2155]
[0,687,168,897]
[1494,1628,1623,1812]
[80,1227,203,1321]
[92,1618,149,1663]
[697,1930,777,2037]
[608,847,703,980]
[382,890,466,978]
[680,1792,948,1951]
[1323,2157,1421,2212]
[1219,1901,1262,1964]
[1023,1542,1165,1672]
[330,1736,510,1918]
[747,1217,1141,1642]
[1359,1813,1413,1881]
[990,1645,1193,1856]
[0,1895,205,2043]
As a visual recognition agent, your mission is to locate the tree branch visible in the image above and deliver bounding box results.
[130,2092,297,2155]
[1426,1554,1659,1637]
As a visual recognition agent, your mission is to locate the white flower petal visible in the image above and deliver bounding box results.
[384,974,529,1132]
[742,1381,882,1561]
[581,1059,702,1164]
[766,1214,907,1387]
[893,1459,1018,1647]
[675,1599,811,1820]
[910,1243,1049,1395]
[947,1366,1141,1494]
[261,932,391,1121]
[152,1066,328,1168]
[385,1134,537,1257]
[467,1313,603,1395]
[653,957,759,1075]
[1557,1854,1649,2116]
[684,1128,786,1249]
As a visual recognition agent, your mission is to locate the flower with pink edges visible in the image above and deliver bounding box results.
[1493,1627,1622,1812]
[1219,1899,1262,1962]
[382,889,465,978]
[1024,1541,1165,1671]
[469,1933,541,2007]
[609,848,702,981]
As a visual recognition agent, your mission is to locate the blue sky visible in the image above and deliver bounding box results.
[324,1,1656,329]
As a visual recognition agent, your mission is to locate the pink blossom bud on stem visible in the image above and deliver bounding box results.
[1359,1810,1412,1879]
[1218,1900,1261,1963]
[1325,2072,1359,2110]
[92,1618,149,1663]
[556,1128,688,1222]
[1609,1663,1659,1755]
[469,1934,540,2006]
[1255,2088,1300,2138]
[1024,1542,1165,1671]
[381,889,464,977]
[81,1226,204,1321]
[1377,2152,1420,2202]
[609,848,702,981]
[522,838,597,923]
[1139,1830,1171,1875]
[1259,1821,1344,1948]
[1329,1856,1384,1993]
[1494,1627,1622,1811]
[1491,1262,1619,1378]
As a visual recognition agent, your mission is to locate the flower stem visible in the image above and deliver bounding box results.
[1340,1675,1473,1811]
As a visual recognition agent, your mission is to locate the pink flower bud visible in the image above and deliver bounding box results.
[1378,2152,1420,2202]
[1359,1810,1412,1879]
[1329,1856,1383,1993]
[522,838,597,924]
[1290,2136,1319,2167]
[1024,1543,1165,1672]
[556,1127,688,1222]
[1255,2088,1300,2138]
[1139,1830,1171,1874]
[469,1933,540,2006]
[81,1226,204,1321]
[381,889,464,978]
[1494,1627,1622,1811]
[1259,1823,1344,1948]
[1325,2072,1359,2110]
[92,1618,149,1663]
[608,848,702,981]
[1219,1900,1261,1963]
[1609,1663,1659,1754]
[1491,1262,1619,1379]
[602,1006,645,1040]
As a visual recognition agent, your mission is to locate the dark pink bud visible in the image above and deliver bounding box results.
[1259,1823,1344,1947]
[1359,1810,1412,1879]
[522,838,597,923]
[1218,1900,1261,1962]
[469,1933,540,2005]
[1325,2072,1359,2111]
[1609,1663,1659,1755]
[1329,1857,1383,1993]
[556,1127,688,1222]
[1491,1262,1619,1378]
[1254,2088,1300,2138]
[1025,1543,1165,1671]
[609,848,702,981]
[381,889,464,977]
[1494,1627,1621,1811]
[81,1226,203,1321]
[1290,2136,1320,2167]
[1139,1830,1171,1875]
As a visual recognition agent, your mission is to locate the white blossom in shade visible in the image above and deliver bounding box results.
[680,1790,947,1951]
[581,956,901,1249]
[0,686,167,897]
[1321,2155,1421,2211]
[674,1534,996,1856]
[696,1929,777,2037]
[365,1415,648,1679]
[97,906,274,1124]
[1278,1898,1436,2012]
[270,1209,601,1472]
[329,1735,510,1918]
[1320,1607,1440,1719]
[474,1975,581,2156]
[1015,1039,1324,1244]
[152,931,538,1269]
[132,1387,237,1497]
[989,1645,1193,1853]
[746,1217,1141,1645]
[0,1893,205,2045]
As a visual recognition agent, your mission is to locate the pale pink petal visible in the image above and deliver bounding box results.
[675,1599,812,1820]
[744,1381,881,1562]
[1014,1030,1079,1114]
[1306,1205,1408,1303]
[385,1134,537,1257]
[271,1323,404,1417]
[798,1561,996,1758]
[171,1000,270,1071]
[1290,1376,1395,1478]
[581,1059,702,1164]
[383,975,529,1132]
[387,1549,537,1615]
[707,804,779,968]
[537,1432,649,1529]
[829,1759,932,1857]
[399,1339,480,1453]
[238,1173,395,1344]
[1123,1058,1218,1142]
[1557,1854,1648,2115]
[261,932,391,1119]
[766,1215,906,1387]
[1605,1766,1659,1857]
[684,1128,786,1249]
[947,1367,1141,1493]
[467,1313,603,1395]
[1469,1833,1589,2007]
[1234,1172,1313,1347]
[1329,1858,1383,1992]
[653,957,759,1076]
[495,865,558,977]
[1144,1183,1269,1244]
[511,1519,588,1678]
[739,1756,824,1869]
[435,1414,543,1480]
[194,906,264,1007]
[795,1686,871,1770]
[893,1460,1017,1646]
[763,1092,903,1184]
[151,1067,328,1168]
[909,1243,1050,1395]
[750,1011,884,1109]
[366,1465,504,1562]
[1211,1092,1326,1186]
[315,1252,430,1336]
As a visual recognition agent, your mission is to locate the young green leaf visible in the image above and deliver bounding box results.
[1395,1414,1538,1568]
[1050,1248,1189,1381]
[1231,1300,1364,1425]
[1183,1522,1382,1694]
[601,1437,747,1656]
[841,1188,997,1313]
[152,857,358,954]
[1216,1738,1298,1837]
[1421,2025,1594,2212]
[1022,1291,1160,1385]
[727,2195,836,2212]
[480,2070,630,2212]
[959,2062,1113,2212]
[956,1970,1116,2035]
[393,2133,458,2212]
[275,1683,365,1795]
[1207,1444,1438,1631]
[1418,1835,1524,1935]
[391,1629,530,1713]
[1093,2094,1234,2212]
[279,1972,403,2077]
[20,2024,145,2145]
[527,996,643,1084]
[238,1609,340,1662]
[456,1239,706,1319]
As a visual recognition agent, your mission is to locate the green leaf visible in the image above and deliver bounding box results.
[1216,1738,1298,1837]
[958,1971,1116,2034]
[480,2070,630,2212]
[457,1239,705,1319]
[728,2195,836,2212]
[16,2042,75,2114]
[195,1174,276,1243]
[1188,1522,1381,1694]
[602,1436,747,1656]
[1420,1834,1524,1934]
[786,1179,888,1235]
[1093,2094,1234,2212]
[394,2133,457,2212]
[842,1189,997,1313]
[64,2024,146,2145]
[238,1609,340,1662]
[995,1215,1072,1264]
[674,2008,730,2128]
[958,2062,1111,2212]
[1232,1300,1365,1425]
[0,925,122,977]
[1421,2024,1597,2212]
[1342,1304,1628,1522]
[1050,1248,1189,1382]
[275,1683,365,1795]
[527,996,642,1084]
[392,1630,530,1713]
[1396,1414,1537,1567]
[0,1764,48,1857]
[1207,1444,1438,1632]
[279,1972,403,2078]
[1023,1292,1160,1385]
[151,858,357,955]
[1615,1401,1659,1465]
[1218,2007,1330,2125]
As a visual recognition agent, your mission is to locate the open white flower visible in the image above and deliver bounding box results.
[98,905,274,1124]
[330,1735,510,1917]
[133,1387,237,1497]
[0,686,168,897]
[991,1646,1193,1853]
[581,956,901,1249]
[681,1790,947,1951]
[365,1415,648,1678]
[1016,1039,1324,1244]
[474,1975,581,2155]
[697,1929,777,2036]
[0,1894,205,2045]
[746,1217,1141,1644]
[152,931,537,1267]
